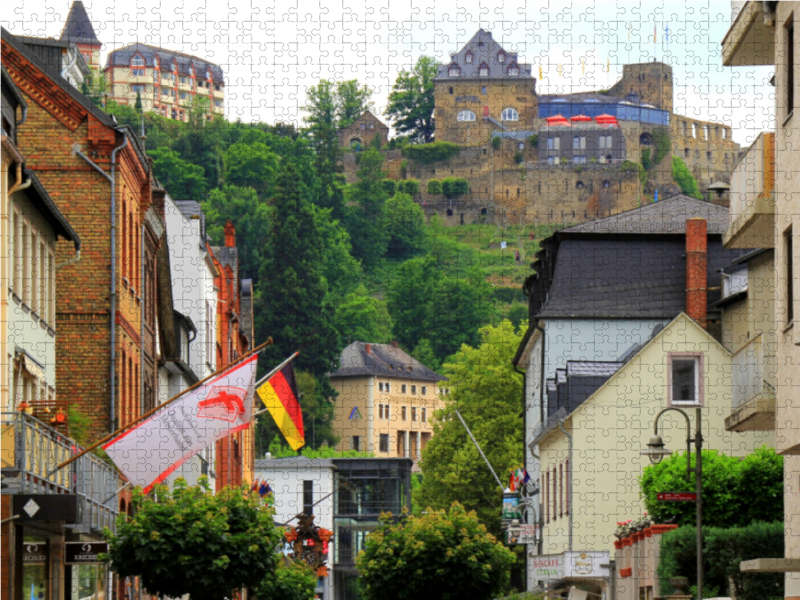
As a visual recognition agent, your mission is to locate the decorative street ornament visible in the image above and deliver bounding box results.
[284,514,333,576]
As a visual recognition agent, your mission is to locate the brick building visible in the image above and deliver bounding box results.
[2,27,156,443]
[337,110,389,150]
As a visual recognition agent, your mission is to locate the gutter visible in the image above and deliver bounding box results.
[73,130,129,433]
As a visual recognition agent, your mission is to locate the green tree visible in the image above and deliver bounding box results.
[104,478,282,600]
[312,204,363,296]
[148,147,208,199]
[397,179,420,196]
[255,157,340,380]
[254,559,317,600]
[386,192,427,259]
[345,149,390,271]
[81,67,107,107]
[426,179,442,196]
[336,80,373,128]
[410,338,440,372]
[639,446,783,528]
[134,91,143,113]
[385,56,437,143]
[356,503,516,600]
[441,177,469,199]
[672,156,702,199]
[387,257,437,351]
[224,142,280,194]
[416,321,524,534]
[428,272,493,361]
[333,285,393,344]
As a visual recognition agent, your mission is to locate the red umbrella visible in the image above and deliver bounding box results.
[570,114,592,122]
[545,115,571,126]
[595,114,619,126]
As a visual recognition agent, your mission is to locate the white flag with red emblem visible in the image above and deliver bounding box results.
[103,354,258,491]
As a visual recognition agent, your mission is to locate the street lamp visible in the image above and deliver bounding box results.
[641,407,704,600]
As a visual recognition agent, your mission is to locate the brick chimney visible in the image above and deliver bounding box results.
[224,220,236,247]
[365,343,372,355]
[685,218,708,329]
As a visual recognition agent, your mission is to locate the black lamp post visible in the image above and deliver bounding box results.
[641,407,703,600]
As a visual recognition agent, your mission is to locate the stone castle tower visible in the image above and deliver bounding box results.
[608,62,674,113]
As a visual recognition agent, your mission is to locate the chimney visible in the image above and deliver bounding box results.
[365,343,371,355]
[391,340,399,349]
[685,218,708,329]
[224,220,236,247]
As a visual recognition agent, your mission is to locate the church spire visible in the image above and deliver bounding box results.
[60,1,101,46]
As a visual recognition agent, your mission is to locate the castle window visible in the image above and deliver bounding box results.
[479,63,489,77]
[508,63,520,76]
[449,64,460,77]
[576,181,585,190]
[449,86,454,95]
[481,86,486,95]
[446,209,453,216]
[465,52,473,63]
[369,123,375,130]
[501,107,519,121]
[498,52,505,63]
[131,55,145,76]
[684,148,690,158]
[602,180,611,188]
[707,151,713,161]
[457,110,476,122]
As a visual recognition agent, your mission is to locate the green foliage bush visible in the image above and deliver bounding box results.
[397,179,420,196]
[426,179,443,195]
[653,127,672,166]
[105,478,282,600]
[640,447,783,528]
[621,160,647,185]
[492,286,525,303]
[491,135,502,150]
[401,140,462,164]
[658,522,784,600]
[641,147,652,171]
[513,151,524,164]
[381,178,397,196]
[672,156,702,199]
[441,177,469,198]
[528,134,539,148]
[253,559,317,600]
[356,503,516,600]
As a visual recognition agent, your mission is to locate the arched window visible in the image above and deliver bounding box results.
[131,55,145,76]
[457,110,476,122]
[498,52,505,63]
[448,64,460,77]
[640,132,653,145]
[479,63,489,77]
[501,107,519,121]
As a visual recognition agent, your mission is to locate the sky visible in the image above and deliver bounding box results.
[3,0,775,146]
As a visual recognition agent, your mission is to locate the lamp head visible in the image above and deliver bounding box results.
[641,434,673,465]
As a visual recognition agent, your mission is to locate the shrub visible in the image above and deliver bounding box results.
[653,127,671,165]
[381,179,397,196]
[641,147,652,171]
[528,134,539,148]
[513,151,524,164]
[441,177,469,198]
[491,135,502,150]
[397,179,420,196]
[672,156,702,199]
[621,160,647,185]
[388,138,397,150]
[426,179,443,195]
[401,140,462,164]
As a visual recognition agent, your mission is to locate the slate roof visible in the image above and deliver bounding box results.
[106,43,224,81]
[436,29,533,81]
[329,342,447,382]
[562,195,732,235]
[565,361,624,377]
[59,1,101,46]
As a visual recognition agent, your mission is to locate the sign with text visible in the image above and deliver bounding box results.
[531,551,610,580]
[657,492,697,502]
[65,542,108,564]
[507,524,538,545]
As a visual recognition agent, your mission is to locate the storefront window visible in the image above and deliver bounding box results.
[69,564,108,600]
[22,536,48,600]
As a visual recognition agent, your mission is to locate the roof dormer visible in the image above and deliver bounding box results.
[507,61,520,76]
[479,62,489,77]
[465,51,473,63]
[448,63,460,77]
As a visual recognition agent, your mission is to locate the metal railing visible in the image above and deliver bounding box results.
[731,335,774,410]
[1,412,119,533]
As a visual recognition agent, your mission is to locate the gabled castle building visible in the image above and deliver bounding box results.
[341,29,742,227]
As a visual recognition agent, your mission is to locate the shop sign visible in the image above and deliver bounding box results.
[22,543,47,563]
[507,524,538,545]
[531,551,610,580]
[65,542,108,564]
[13,494,80,523]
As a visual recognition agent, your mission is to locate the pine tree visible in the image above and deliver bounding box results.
[345,149,390,272]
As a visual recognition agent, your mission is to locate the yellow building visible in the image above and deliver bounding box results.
[104,43,225,121]
[534,313,773,565]
[330,342,449,461]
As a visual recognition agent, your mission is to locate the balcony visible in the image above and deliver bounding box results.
[1,412,119,533]
[725,335,776,431]
[721,1,775,67]
[723,132,776,249]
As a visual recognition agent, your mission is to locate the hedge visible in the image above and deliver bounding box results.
[658,521,784,600]
[397,179,420,196]
[401,141,462,164]
[441,177,469,198]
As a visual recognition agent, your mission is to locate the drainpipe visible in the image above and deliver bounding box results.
[73,131,128,433]
[140,222,145,418]
[8,174,32,197]
[558,421,573,552]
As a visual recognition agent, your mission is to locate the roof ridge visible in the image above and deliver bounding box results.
[109,42,222,67]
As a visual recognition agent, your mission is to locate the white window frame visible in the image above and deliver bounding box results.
[457,110,476,122]
[449,65,460,77]
[667,352,704,407]
[501,108,518,121]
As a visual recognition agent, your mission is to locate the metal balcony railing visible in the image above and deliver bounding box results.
[1,412,119,533]
[731,335,775,410]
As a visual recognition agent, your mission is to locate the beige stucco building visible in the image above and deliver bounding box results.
[534,313,773,595]
[722,2,800,597]
[329,342,449,461]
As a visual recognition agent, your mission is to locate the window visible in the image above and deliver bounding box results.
[411,385,417,395]
[411,407,417,421]
[508,65,519,77]
[501,107,519,121]
[385,404,390,419]
[668,353,704,406]
[369,123,374,130]
[787,228,794,323]
[518,142,525,151]
[378,404,384,419]
[421,408,427,422]
[449,64,460,77]
[788,21,795,115]
[401,406,407,421]
[352,436,361,451]
[401,384,407,394]
[379,434,389,452]
[449,86,453,95]
[303,480,314,515]
[130,84,146,94]
[457,110,476,121]
[684,148,690,158]
[386,382,391,393]
[131,55,145,76]
[481,85,486,95]
[465,52,473,63]
[681,121,687,136]
[707,151,713,161]
[179,92,187,100]
[573,156,586,164]
[498,52,505,63]
[378,382,384,392]
[421,386,427,395]
[479,63,489,77]
[215,100,223,107]
[572,136,586,150]
[599,135,613,149]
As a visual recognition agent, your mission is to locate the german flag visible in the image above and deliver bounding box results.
[256,362,304,450]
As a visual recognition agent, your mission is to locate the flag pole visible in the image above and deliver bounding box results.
[52,338,274,473]
[251,352,300,418]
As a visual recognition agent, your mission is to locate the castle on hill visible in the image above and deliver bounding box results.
[341,29,741,227]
